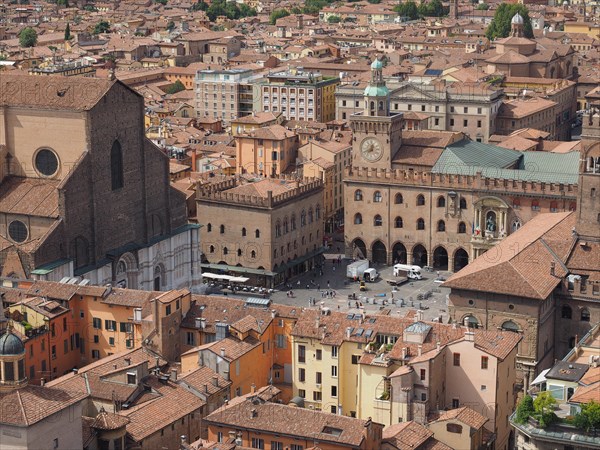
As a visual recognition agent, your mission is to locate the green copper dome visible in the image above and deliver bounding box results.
[364,85,389,97]
[371,58,384,69]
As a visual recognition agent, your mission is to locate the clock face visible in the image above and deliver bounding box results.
[360,138,383,162]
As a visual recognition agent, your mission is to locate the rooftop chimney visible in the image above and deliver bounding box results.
[550,261,556,276]
[417,344,422,356]
[220,347,226,358]
[212,376,219,387]
[40,378,45,386]
[251,408,258,418]
[401,347,407,359]
[250,383,256,394]
[124,358,131,366]
[436,341,441,351]
[417,310,424,322]
[170,369,177,382]
[204,383,209,393]
[346,327,352,339]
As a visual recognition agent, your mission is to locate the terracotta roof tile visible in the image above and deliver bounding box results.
[433,406,488,429]
[206,399,378,446]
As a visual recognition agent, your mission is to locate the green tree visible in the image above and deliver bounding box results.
[418,0,446,17]
[476,3,489,10]
[303,0,331,14]
[64,22,71,40]
[574,401,600,432]
[485,3,533,40]
[83,4,97,11]
[19,27,37,47]
[368,0,381,3]
[166,20,175,31]
[190,0,207,11]
[327,15,341,23]
[239,3,256,17]
[393,1,419,20]
[57,0,69,6]
[515,395,535,424]
[269,8,290,25]
[93,20,110,34]
[155,0,167,5]
[534,391,558,427]
[290,6,302,14]
[165,80,186,94]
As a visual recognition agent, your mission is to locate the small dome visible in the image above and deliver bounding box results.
[511,13,524,25]
[0,330,25,356]
[371,58,383,70]
[364,85,389,97]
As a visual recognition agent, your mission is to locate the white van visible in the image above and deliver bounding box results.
[393,264,422,280]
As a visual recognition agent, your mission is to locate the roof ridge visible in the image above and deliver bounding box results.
[15,390,29,426]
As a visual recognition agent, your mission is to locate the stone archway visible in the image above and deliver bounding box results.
[392,242,407,264]
[352,239,367,260]
[372,241,387,265]
[453,248,469,272]
[412,244,427,267]
[433,246,448,270]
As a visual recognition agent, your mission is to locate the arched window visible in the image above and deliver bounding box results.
[459,198,467,209]
[374,215,383,226]
[464,315,479,328]
[301,210,307,226]
[512,220,521,232]
[458,222,466,233]
[223,247,228,255]
[237,249,242,257]
[561,305,572,319]
[437,220,446,232]
[394,216,403,228]
[275,221,281,237]
[437,196,446,208]
[291,214,297,230]
[209,245,215,253]
[220,224,225,234]
[354,213,363,225]
[355,190,363,201]
[316,205,321,220]
[251,250,256,259]
[416,194,425,206]
[417,218,425,230]
[308,208,314,223]
[581,308,590,322]
[395,193,403,204]
[283,218,289,234]
[242,227,246,236]
[373,191,382,203]
[111,140,124,190]
[501,320,520,332]
[255,229,260,238]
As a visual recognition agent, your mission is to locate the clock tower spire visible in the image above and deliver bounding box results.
[349,57,403,169]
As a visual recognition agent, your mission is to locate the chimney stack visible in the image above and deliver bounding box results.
[170,369,177,382]
[418,344,422,356]
[401,347,407,359]
[550,261,555,276]
[124,358,131,366]
[346,327,352,339]
[212,376,219,387]
[220,347,226,358]
[250,383,256,394]
[251,408,258,418]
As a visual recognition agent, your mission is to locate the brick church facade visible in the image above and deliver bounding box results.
[0,74,201,291]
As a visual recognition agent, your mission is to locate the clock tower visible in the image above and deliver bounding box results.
[349,58,403,169]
